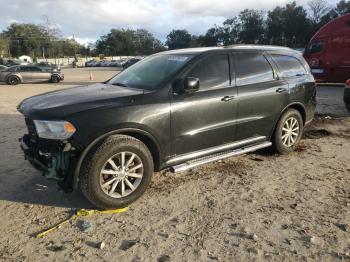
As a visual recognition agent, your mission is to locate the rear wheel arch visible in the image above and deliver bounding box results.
[288,103,306,124]
[270,103,306,139]
[73,128,161,189]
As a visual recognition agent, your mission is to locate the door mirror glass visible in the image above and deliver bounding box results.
[184,77,199,94]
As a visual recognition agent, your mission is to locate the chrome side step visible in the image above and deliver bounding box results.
[170,141,272,173]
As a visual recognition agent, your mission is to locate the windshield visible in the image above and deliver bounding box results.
[108,54,193,90]
[308,41,323,54]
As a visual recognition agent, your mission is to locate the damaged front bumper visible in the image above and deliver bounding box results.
[20,130,77,192]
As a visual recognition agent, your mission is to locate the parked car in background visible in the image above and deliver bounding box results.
[85,59,98,67]
[109,60,123,67]
[0,65,64,85]
[18,45,316,209]
[304,13,350,83]
[98,60,109,67]
[0,65,7,71]
[122,58,141,69]
[344,79,350,111]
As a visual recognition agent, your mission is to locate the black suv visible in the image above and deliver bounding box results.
[18,46,316,209]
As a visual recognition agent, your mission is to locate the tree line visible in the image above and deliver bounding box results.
[0,0,349,59]
[166,0,350,49]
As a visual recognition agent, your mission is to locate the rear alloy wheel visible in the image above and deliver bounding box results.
[51,75,60,83]
[281,117,300,147]
[273,109,303,154]
[7,76,20,85]
[80,135,153,209]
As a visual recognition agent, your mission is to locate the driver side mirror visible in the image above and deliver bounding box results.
[184,77,200,94]
[173,77,200,95]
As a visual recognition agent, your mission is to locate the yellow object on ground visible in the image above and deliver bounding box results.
[36,208,127,238]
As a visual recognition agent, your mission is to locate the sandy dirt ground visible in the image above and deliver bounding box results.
[0,68,349,261]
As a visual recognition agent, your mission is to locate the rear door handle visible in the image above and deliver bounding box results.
[276,88,287,93]
[221,95,236,102]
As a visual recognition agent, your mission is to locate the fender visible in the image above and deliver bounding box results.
[72,127,161,189]
[269,102,306,140]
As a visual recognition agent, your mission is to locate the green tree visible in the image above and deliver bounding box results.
[166,30,192,49]
[1,22,87,58]
[238,9,265,44]
[133,29,165,55]
[0,36,9,57]
[197,18,241,47]
[96,29,164,55]
[317,1,350,28]
[335,0,350,15]
[267,2,312,47]
[196,27,221,47]
[2,23,47,57]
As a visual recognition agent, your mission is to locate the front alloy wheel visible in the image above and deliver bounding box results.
[100,152,144,198]
[80,135,153,209]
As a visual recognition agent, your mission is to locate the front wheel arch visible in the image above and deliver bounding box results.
[51,74,60,83]
[72,128,161,190]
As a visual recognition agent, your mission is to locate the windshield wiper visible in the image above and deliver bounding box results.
[112,82,128,87]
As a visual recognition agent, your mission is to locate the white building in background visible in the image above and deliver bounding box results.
[18,55,32,64]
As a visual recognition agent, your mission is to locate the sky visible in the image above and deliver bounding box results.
[0,0,340,45]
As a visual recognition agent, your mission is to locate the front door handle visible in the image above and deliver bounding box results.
[276,88,287,93]
[221,95,236,102]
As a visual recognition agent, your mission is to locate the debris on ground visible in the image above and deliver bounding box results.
[120,240,138,251]
[80,221,92,232]
[98,241,106,249]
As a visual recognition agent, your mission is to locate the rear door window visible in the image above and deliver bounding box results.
[235,53,274,86]
[186,54,230,90]
[271,55,307,78]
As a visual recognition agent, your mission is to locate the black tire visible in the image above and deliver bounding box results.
[80,135,153,209]
[346,103,350,111]
[7,76,20,85]
[272,109,304,154]
[51,75,60,83]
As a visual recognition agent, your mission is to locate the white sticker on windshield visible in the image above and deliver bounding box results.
[168,56,189,62]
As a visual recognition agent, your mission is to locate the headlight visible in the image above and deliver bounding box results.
[34,120,76,140]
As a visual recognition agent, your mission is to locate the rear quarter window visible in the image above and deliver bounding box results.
[235,53,274,86]
[271,55,307,78]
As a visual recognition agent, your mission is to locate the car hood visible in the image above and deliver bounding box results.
[18,83,146,119]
